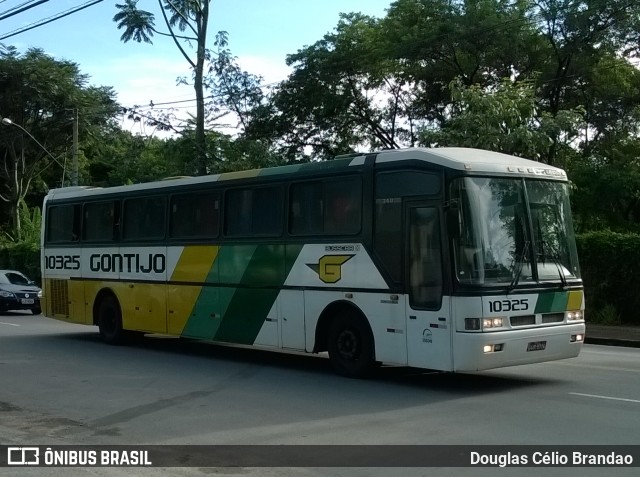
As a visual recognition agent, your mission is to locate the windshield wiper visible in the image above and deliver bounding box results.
[553,259,568,288]
[541,242,569,288]
[508,240,530,292]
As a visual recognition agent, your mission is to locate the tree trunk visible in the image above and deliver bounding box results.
[194,1,210,176]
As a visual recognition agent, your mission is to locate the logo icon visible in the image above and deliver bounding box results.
[8,447,40,465]
[306,254,354,284]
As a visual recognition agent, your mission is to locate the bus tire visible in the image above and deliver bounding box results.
[97,295,124,345]
[327,310,376,378]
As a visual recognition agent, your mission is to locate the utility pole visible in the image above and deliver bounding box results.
[72,108,79,186]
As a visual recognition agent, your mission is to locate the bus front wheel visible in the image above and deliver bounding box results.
[327,311,376,378]
[97,295,124,345]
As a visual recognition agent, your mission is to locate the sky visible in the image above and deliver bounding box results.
[1,0,393,135]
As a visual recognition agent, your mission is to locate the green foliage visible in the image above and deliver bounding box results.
[0,201,42,284]
[249,11,415,160]
[1,201,41,245]
[113,0,156,44]
[577,231,640,325]
[0,242,40,283]
[208,136,289,173]
[421,78,584,166]
[206,31,265,134]
[0,47,119,235]
[588,304,622,326]
[237,0,640,233]
[569,142,640,233]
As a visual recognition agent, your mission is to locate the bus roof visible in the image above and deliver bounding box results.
[369,147,567,179]
[45,147,566,201]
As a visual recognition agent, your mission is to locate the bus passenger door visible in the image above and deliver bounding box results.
[405,204,453,371]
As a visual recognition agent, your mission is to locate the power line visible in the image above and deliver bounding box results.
[0,0,103,41]
[0,0,49,21]
[122,81,281,113]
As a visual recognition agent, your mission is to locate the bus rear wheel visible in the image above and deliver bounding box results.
[327,311,376,378]
[97,295,124,345]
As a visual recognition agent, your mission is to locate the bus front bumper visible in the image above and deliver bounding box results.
[452,323,586,372]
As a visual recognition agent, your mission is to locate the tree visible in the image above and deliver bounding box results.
[247,1,542,160]
[82,128,182,186]
[239,0,640,231]
[421,78,584,167]
[0,47,118,237]
[206,31,266,133]
[245,12,419,161]
[113,0,211,174]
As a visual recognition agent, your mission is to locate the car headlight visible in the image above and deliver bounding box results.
[0,290,15,298]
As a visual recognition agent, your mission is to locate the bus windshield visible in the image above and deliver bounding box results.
[451,177,580,287]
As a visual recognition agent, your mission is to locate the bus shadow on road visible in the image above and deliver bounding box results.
[53,330,556,398]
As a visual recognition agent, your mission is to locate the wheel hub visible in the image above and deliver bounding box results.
[337,329,359,360]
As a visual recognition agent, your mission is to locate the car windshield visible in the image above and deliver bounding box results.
[450,177,580,287]
[0,272,32,286]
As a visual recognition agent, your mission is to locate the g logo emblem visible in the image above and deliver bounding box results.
[307,255,354,284]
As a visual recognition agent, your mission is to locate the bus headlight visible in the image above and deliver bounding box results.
[465,317,505,330]
[567,310,584,321]
[482,317,504,329]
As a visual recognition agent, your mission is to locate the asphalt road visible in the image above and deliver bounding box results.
[1,312,639,477]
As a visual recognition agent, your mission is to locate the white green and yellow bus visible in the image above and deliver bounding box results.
[41,147,585,377]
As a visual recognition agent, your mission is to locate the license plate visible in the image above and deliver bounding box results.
[527,341,547,352]
[21,299,34,305]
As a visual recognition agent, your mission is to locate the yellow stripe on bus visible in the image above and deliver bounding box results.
[567,290,583,311]
[167,245,220,335]
[171,245,219,282]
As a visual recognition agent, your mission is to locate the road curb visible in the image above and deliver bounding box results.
[584,337,640,348]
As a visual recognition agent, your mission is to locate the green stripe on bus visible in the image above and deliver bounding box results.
[534,292,569,314]
[181,287,222,339]
[213,288,279,344]
[213,244,304,344]
[181,244,304,344]
[216,244,258,284]
[181,245,257,339]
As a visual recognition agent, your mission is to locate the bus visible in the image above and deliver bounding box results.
[40,147,585,377]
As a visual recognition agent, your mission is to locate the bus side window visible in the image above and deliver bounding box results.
[289,182,323,235]
[226,187,282,237]
[290,178,361,236]
[324,178,361,235]
[325,193,355,233]
[47,204,80,243]
[124,197,165,240]
[83,201,116,242]
[144,198,166,238]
